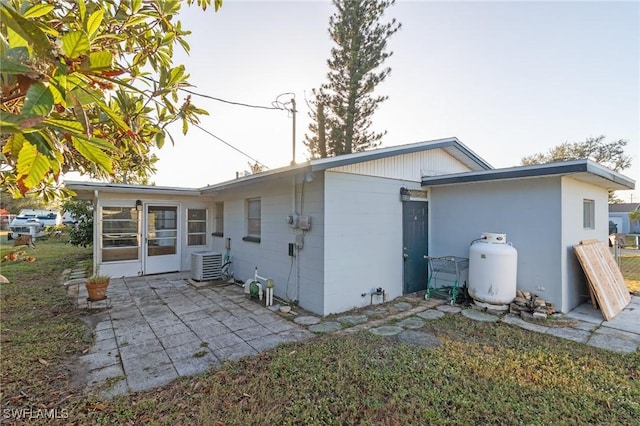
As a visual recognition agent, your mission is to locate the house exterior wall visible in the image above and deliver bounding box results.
[428,177,564,309]
[608,212,632,234]
[330,148,471,181]
[209,176,326,314]
[322,171,423,315]
[94,192,212,278]
[560,176,609,312]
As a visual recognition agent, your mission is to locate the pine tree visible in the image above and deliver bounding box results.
[305,0,400,158]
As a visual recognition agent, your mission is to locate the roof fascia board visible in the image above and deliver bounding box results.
[422,159,635,190]
[64,181,202,196]
[310,137,492,172]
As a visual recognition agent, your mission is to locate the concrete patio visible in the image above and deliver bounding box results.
[68,270,639,399]
[72,273,313,397]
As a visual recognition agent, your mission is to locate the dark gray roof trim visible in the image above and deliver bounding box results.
[421,159,635,190]
[309,137,493,172]
[65,138,494,196]
[64,181,201,196]
[200,137,493,194]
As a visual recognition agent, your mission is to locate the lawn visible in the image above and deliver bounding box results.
[620,255,640,295]
[1,235,638,425]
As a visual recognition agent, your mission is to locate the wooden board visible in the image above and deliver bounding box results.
[573,240,630,321]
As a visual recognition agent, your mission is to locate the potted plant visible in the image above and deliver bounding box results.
[86,273,110,301]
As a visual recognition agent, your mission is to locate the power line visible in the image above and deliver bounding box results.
[192,123,268,169]
[181,87,284,111]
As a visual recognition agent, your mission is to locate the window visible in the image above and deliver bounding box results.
[187,209,207,246]
[101,206,140,262]
[244,198,261,242]
[213,202,224,237]
[583,199,595,229]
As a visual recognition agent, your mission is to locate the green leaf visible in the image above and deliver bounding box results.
[155,131,165,149]
[16,141,51,190]
[0,3,52,57]
[131,0,142,13]
[22,4,55,18]
[72,134,117,152]
[0,57,32,74]
[86,93,132,135]
[48,78,66,106]
[168,65,186,86]
[0,111,25,133]
[78,0,86,22]
[88,51,113,70]
[72,136,113,174]
[22,82,54,117]
[86,10,104,39]
[61,31,90,59]
[42,118,84,134]
[6,25,28,50]
[23,131,54,157]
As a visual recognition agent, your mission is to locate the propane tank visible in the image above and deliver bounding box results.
[468,232,517,310]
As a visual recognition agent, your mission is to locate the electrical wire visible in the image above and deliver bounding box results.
[181,87,284,111]
[192,123,268,170]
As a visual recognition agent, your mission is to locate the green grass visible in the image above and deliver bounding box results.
[620,255,640,281]
[1,232,639,424]
[71,320,639,425]
[0,233,92,408]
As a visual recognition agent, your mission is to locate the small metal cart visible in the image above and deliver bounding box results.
[424,256,469,304]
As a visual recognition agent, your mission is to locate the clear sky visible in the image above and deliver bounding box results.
[91,1,640,200]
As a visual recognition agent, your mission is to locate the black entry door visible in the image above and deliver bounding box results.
[403,201,428,294]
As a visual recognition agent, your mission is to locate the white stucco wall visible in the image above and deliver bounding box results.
[322,171,423,314]
[560,176,609,312]
[210,175,326,314]
[429,177,564,309]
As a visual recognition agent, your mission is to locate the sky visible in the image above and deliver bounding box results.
[71,0,640,201]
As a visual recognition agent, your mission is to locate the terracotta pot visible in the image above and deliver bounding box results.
[86,280,109,301]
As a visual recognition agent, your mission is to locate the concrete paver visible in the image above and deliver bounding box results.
[72,268,639,398]
[74,273,313,397]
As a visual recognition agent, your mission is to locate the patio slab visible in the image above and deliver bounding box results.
[75,273,313,397]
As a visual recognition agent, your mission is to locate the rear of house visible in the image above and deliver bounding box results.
[66,138,635,316]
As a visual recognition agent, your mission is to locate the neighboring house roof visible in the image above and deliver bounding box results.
[609,203,640,213]
[421,159,635,191]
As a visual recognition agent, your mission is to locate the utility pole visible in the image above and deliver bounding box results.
[291,97,297,165]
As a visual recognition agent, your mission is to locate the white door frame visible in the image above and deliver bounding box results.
[143,203,181,275]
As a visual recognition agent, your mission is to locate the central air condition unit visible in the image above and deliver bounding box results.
[191,251,223,281]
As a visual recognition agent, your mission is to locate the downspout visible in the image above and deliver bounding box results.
[93,190,99,275]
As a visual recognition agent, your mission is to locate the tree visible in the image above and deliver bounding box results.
[62,199,93,247]
[0,0,222,200]
[521,135,632,203]
[521,135,631,172]
[304,0,400,158]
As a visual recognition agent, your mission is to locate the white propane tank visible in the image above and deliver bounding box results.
[468,232,518,309]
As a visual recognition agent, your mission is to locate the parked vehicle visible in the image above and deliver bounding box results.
[609,220,618,235]
[62,210,79,226]
[9,209,62,239]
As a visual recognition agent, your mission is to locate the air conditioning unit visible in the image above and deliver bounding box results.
[191,251,223,281]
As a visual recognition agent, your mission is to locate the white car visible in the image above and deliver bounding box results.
[9,209,61,239]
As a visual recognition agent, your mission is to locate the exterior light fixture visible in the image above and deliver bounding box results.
[135,200,142,211]
[400,187,410,201]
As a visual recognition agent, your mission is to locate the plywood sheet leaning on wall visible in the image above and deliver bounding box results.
[573,240,631,321]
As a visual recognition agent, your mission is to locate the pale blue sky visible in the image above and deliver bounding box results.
[146,0,639,200]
